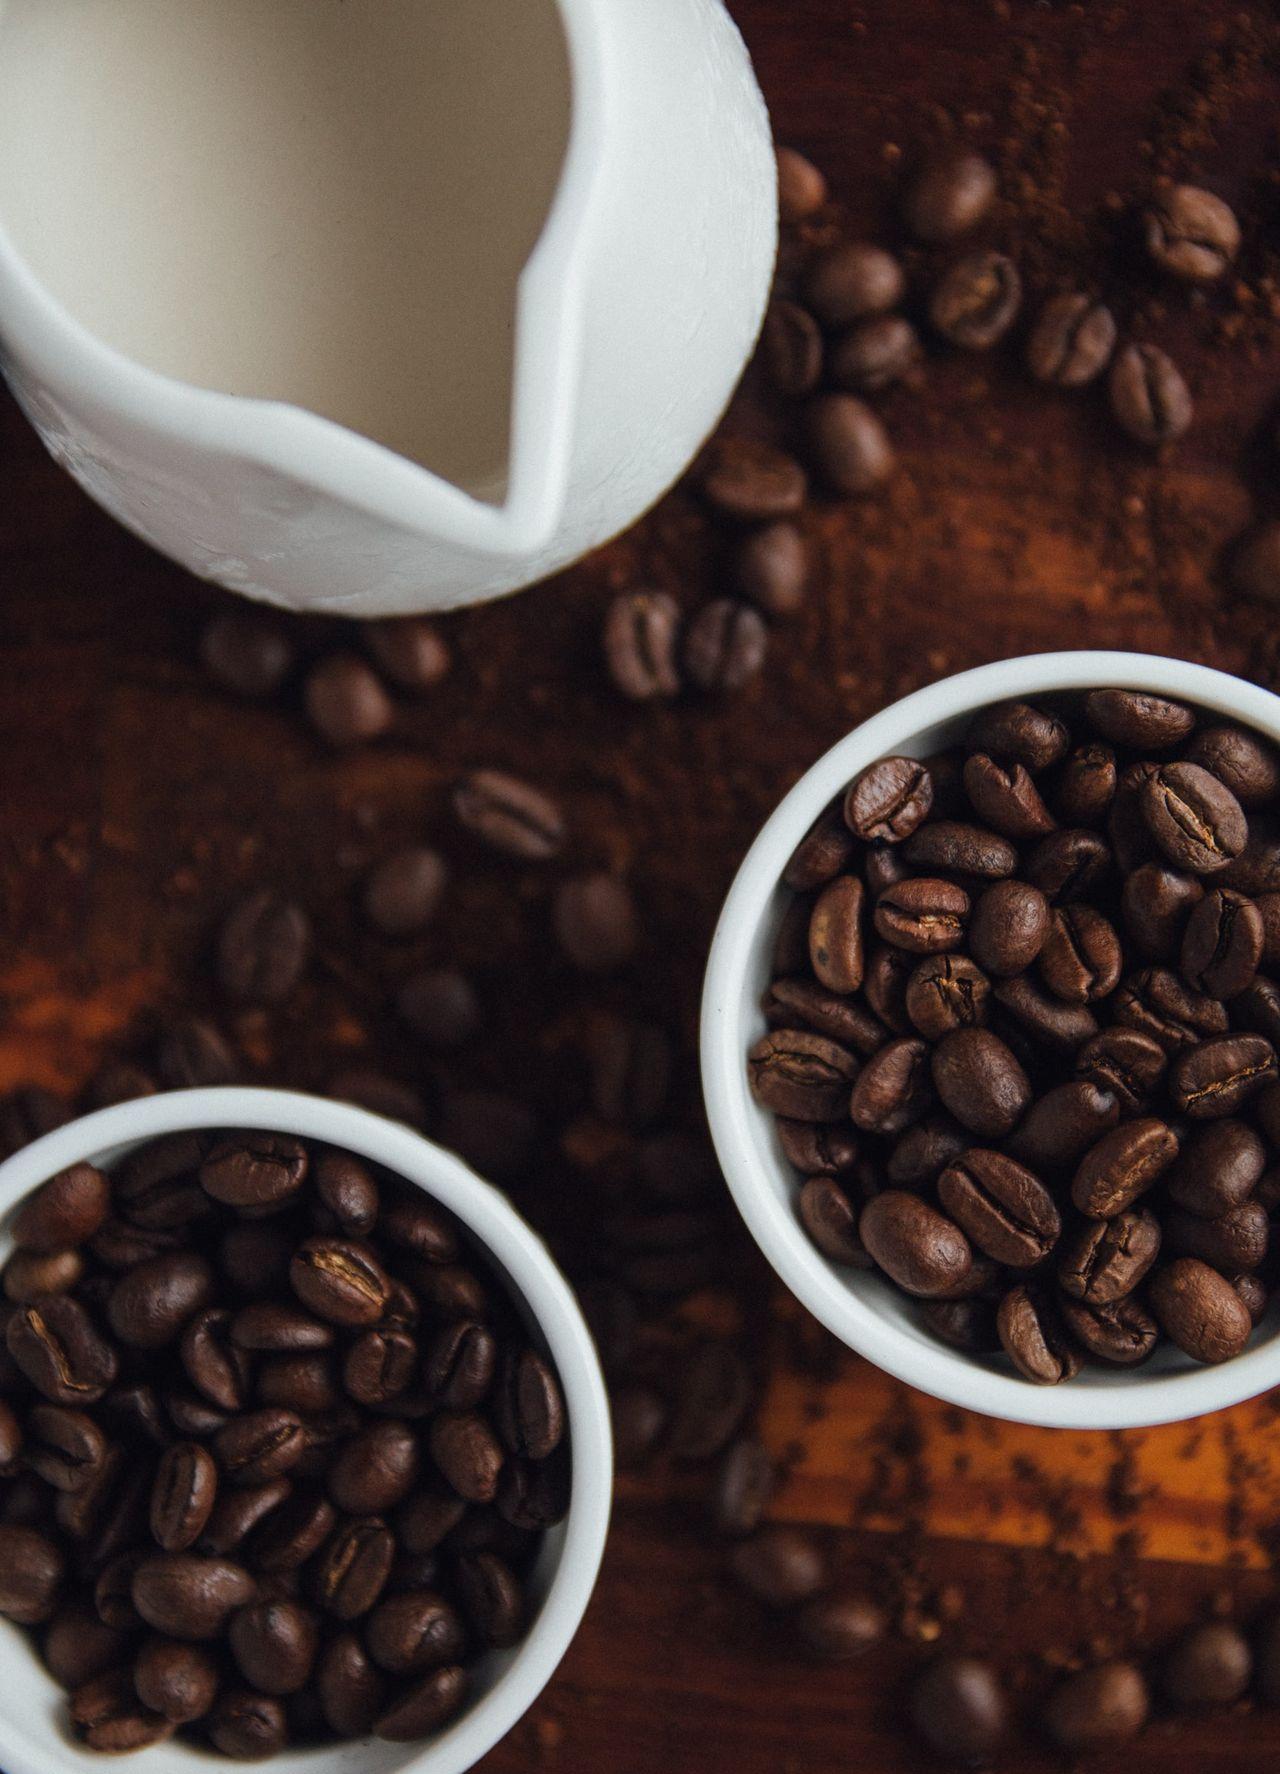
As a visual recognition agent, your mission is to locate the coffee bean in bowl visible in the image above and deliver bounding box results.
[0,1088,609,1769]
[703,653,1280,1429]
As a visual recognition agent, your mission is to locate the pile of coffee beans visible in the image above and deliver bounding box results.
[0,1134,569,1755]
[751,685,1280,1382]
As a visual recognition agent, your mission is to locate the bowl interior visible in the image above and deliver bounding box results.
[0,1089,610,1774]
[704,652,1280,1429]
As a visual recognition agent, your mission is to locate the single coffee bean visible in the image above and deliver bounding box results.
[310,1150,379,1237]
[734,521,810,619]
[776,145,827,222]
[304,653,393,748]
[996,1285,1080,1385]
[850,1037,931,1134]
[208,1689,288,1758]
[70,1670,173,1753]
[7,1296,118,1403]
[1223,833,1280,895]
[247,1490,336,1573]
[863,945,914,1033]
[1088,684,1196,747]
[1054,743,1117,826]
[991,976,1096,1054]
[256,1354,340,1416]
[43,1603,131,1690]
[26,1401,106,1491]
[923,1296,1000,1353]
[95,1552,147,1629]
[199,1479,291,1557]
[231,1305,333,1354]
[553,873,638,973]
[494,1349,565,1462]
[453,769,565,861]
[1109,342,1193,445]
[1006,1084,1121,1178]
[1167,1199,1269,1273]
[1144,182,1239,282]
[860,1191,972,1298]
[1072,1118,1179,1217]
[830,316,922,393]
[887,1117,970,1187]
[1160,1620,1252,1711]
[428,1413,504,1503]
[364,1589,465,1674]
[1075,1028,1166,1112]
[131,1554,255,1639]
[1167,1119,1265,1217]
[151,1442,218,1551]
[904,150,996,243]
[904,954,990,1040]
[329,1421,420,1515]
[938,1150,1059,1267]
[932,1028,1030,1138]
[3,1247,84,1303]
[1141,762,1247,875]
[809,875,865,994]
[874,877,969,954]
[804,241,905,326]
[700,440,807,521]
[13,1163,110,1252]
[727,1526,826,1608]
[200,609,293,699]
[796,1590,887,1661]
[1045,1662,1150,1751]
[845,757,934,845]
[903,819,1017,878]
[1186,725,1280,808]
[749,1029,859,1122]
[759,298,823,396]
[964,752,1055,840]
[967,699,1070,773]
[1060,1293,1158,1365]
[783,803,857,892]
[587,1016,672,1128]
[290,1238,390,1327]
[683,598,768,693]
[214,1410,308,1487]
[1025,828,1112,904]
[108,1253,215,1350]
[1122,863,1204,960]
[667,1342,751,1462]
[710,1437,776,1538]
[228,1599,320,1695]
[1114,966,1229,1052]
[363,846,447,939]
[864,842,910,895]
[1180,888,1262,997]
[317,1631,386,1737]
[373,1665,468,1741]
[797,1177,868,1266]
[1232,1272,1269,1324]
[910,1656,1008,1761]
[1026,292,1116,386]
[804,393,895,495]
[1149,1258,1253,1362]
[930,251,1021,349]
[1170,1034,1277,1119]
[201,1135,309,1213]
[1058,1209,1161,1304]
[217,891,311,1005]
[361,616,450,692]
[968,880,1049,977]
[344,1328,418,1407]
[0,1523,63,1622]
[603,590,682,700]
[313,1517,394,1620]
[134,1636,221,1722]
[765,977,887,1055]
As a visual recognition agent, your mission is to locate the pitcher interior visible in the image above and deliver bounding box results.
[0,0,572,499]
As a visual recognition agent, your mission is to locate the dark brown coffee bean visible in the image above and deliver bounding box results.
[1180,888,1262,997]
[864,843,910,896]
[208,1688,288,1758]
[863,945,914,1033]
[783,803,857,892]
[804,241,905,326]
[1054,742,1117,826]
[727,1525,826,1608]
[903,820,1017,878]
[95,1552,147,1629]
[702,437,809,519]
[1045,1661,1150,1750]
[107,1253,215,1351]
[329,1421,419,1514]
[453,769,566,861]
[990,975,1097,1053]
[0,1523,63,1622]
[797,1177,869,1266]
[43,1603,131,1690]
[1122,863,1204,961]
[200,609,293,699]
[3,1247,84,1302]
[904,151,996,243]
[364,1589,465,1674]
[360,616,450,694]
[217,892,311,1006]
[850,1037,931,1135]
[380,1194,459,1266]
[931,1028,1030,1138]
[214,1410,308,1487]
[765,977,887,1055]
[930,251,1021,349]
[1039,904,1122,1003]
[70,1669,174,1753]
[1025,828,1112,903]
[131,1554,255,1639]
[904,954,991,1040]
[887,1117,969,1187]
[964,752,1055,840]
[1114,966,1228,1052]
[552,873,638,973]
[13,1163,109,1251]
[290,1238,390,1327]
[938,1150,1059,1267]
[151,1442,218,1552]
[1149,1258,1253,1362]
[313,1517,394,1620]
[1238,977,1280,1047]
[910,1655,1008,1761]
[830,316,922,393]
[304,653,393,748]
[1109,343,1193,445]
[749,1029,859,1121]
[428,1413,504,1503]
[734,521,810,619]
[1168,1199,1269,1273]
[1075,1028,1166,1113]
[710,1437,775,1539]
[374,1665,469,1741]
[342,1328,417,1407]
[164,1391,228,1440]
[923,1297,1000,1353]
[1144,182,1239,282]
[1186,725,1280,808]
[795,1590,886,1662]
[603,589,682,701]
[1143,762,1247,875]
[494,1350,565,1462]
[845,758,934,845]
[809,876,865,994]
[454,1552,524,1649]
[874,877,969,953]
[1234,1272,1269,1323]
[967,699,1069,774]
[860,1191,972,1298]
[256,1354,339,1416]
[7,1296,118,1403]
[199,1479,291,1557]
[201,1135,308,1213]
[1160,1619,1252,1712]
[968,880,1049,977]
[1171,1034,1277,1119]
[134,1636,221,1722]
[1058,1209,1161,1304]
[1072,1118,1179,1217]
[996,1285,1080,1385]
[760,298,823,396]
[667,1342,751,1462]
[231,1304,333,1353]
[1026,292,1116,386]
[1168,1120,1265,1218]
[684,598,768,693]
[317,1632,386,1738]
[245,1490,335,1573]
[227,1599,319,1695]
[363,846,447,939]
[309,1150,379,1238]
[1059,1293,1158,1365]
[804,394,895,495]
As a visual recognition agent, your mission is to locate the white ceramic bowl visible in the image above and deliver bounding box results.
[0,1087,611,1774]
[702,650,1280,1430]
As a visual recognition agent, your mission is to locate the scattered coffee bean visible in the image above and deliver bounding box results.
[775,146,827,224]
[453,770,566,861]
[903,151,997,243]
[683,599,768,693]
[304,654,394,748]
[910,1655,1008,1761]
[216,886,312,1004]
[1026,292,1117,386]
[830,316,923,393]
[701,441,807,522]
[1109,342,1193,445]
[727,1526,826,1608]
[805,242,906,329]
[804,394,896,495]
[734,522,811,618]
[361,618,450,693]
[760,299,823,397]
[200,610,294,700]
[396,969,481,1049]
[1144,182,1240,283]
[796,1590,886,1660]
[1044,1661,1150,1751]
[930,251,1022,349]
[603,590,682,700]
[363,848,448,938]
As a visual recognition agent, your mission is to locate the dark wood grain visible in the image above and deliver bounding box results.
[5,2,1280,1768]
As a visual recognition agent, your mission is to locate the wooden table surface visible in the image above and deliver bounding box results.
[7,1,1280,1768]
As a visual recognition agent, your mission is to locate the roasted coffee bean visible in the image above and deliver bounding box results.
[255,1355,339,1417]
[1109,342,1193,445]
[749,1029,858,1121]
[134,1636,221,1722]
[494,1350,565,1462]
[887,1118,970,1188]
[734,521,810,619]
[932,1028,1030,1138]
[1161,1620,1252,1711]
[0,1523,63,1622]
[587,1017,672,1128]
[863,945,914,1033]
[364,1590,465,1675]
[1239,977,1280,1047]
[1058,1209,1161,1304]
[1233,1272,1269,1324]
[1007,1081,1120,1174]
[701,440,807,521]
[804,394,895,495]
[150,1442,218,1551]
[340,1328,416,1408]
[864,843,910,896]
[874,878,968,953]
[967,699,1069,773]
[830,316,922,393]
[775,145,827,221]
[43,1603,131,1690]
[131,1554,255,1639]
[910,1655,1008,1761]
[930,251,1021,349]
[201,1135,308,1212]
[996,1285,1080,1385]
[290,1238,390,1327]
[217,892,311,1005]
[231,1304,333,1352]
[304,653,393,748]
[208,1688,288,1758]
[1224,833,1280,895]
[850,1037,931,1135]
[964,752,1055,840]
[173,1308,246,1418]
[783,803,857,891]
[710,1437,776,1539]
[804,241,905,326]
[1073,1030,1164,1115]
[3,1247,84,1302]
[765,978,886,1055]
[453,769,566,861]
[1186,725,1280,809]
[13,1162,109,1251]
[553,873,638,973]
[373,1665,468,1741]
[903,819,1017,878]
[317,1632,386,1737]
[327,1421,419,1515]
[428,1413,503,1504]
[1144,182,1239,282]
[991,975,1096,1053]
[1072,1118,1179,1217]
[603,590,681,700]
[1167,1199,1269,1273]
[844,757,934,844]
[1054,742,1117,827]
[311,1151,379,1237]
[108,1254,215,1350]
[7,1296,118,1403]
[214,1410,308,1487]
[228,1599,319,1695]
[684,598,768,693]
[1170,1034,1277,1119]
[938,1150,1059,1267]
[796,1590,886,1661]
[1144,762,1247,873]
[1038,905,1121,1004]
[1167,1119,1265,1217]
[1180,888,1262,997]
[200,609,293,699]
[904,150,996,243]
[245,1491,335,1573]
[1045,1662,1150,1751]
[808,876,865,995]
[313,1518,394,1620]
[967,881,1049,978]
[727,1526,826,1608]
[199,1480,291,1557]
[70,1669,173,1753]
[1025,829,1112,904]
[363,846,447,939]
[454,1552,524,1650]
[361,617,449,693]
[797,1177,868,1266]
[1122,863,1203,960]
[1026,292,1116,386]
[904,955,990,1039]
[667,1342,751,1462]
[1149,1258,1253,1363]
[923,1296,1000,1353]
[860,1192,972,1298]
[1114,966,1228,1052]
[1060,1290,1159,1364]
[759,298,822,396]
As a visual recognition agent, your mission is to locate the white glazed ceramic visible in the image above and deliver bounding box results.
[0,1087,611,1774]
[0,0,777,615]
[702,651,1280,1430]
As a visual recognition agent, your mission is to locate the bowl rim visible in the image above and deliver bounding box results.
[701,649,1280,1430]
[0,1085,612,1774]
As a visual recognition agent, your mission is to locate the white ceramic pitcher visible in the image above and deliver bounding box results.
[0,0,777,615]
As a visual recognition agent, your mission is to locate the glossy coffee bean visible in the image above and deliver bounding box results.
[328,1421,419,1514]
[43,1604,131,1690]
[13,1163,110,1252]
[1142,763,1246,873]
[850,1038,931,1135]
[932,1028,1030,1138]
[860,1191,972,1298]
[290,1238,390,1327]
[151,1442,218,1551]
[228,1599,320,1695]
[1045,1662,1150,1751]
[208,1689,288,1758]
[0,1523,63,1622]
[904,151,996,243]
[603,590,681,701]
[996,1285,1080,1385]
[313,1518,394,1621]
[217,893,311,1006]
[683,599,768,693]
[1170,1035,1277,1119]
[428,1414,504,1504]
[317,1632,386,1737]
[1186,725,1280,809]
[1167,1199,1269,1273]
[667,1343,751,1463]
[1071,1118,1179,1217]
[748,1030,859,1121]
[201,1135,308,1212]
[804,394,895,495]
[1149,1259,1253,1363]
[1058,1209,1161,1304]
[1026,293,1116,386]
[1114,966,1228,1052]
[765,977,886,1055]
[1167,1120,1265,1218]
[1180,888,1262,997]
[365,1589,465,1674]
[1007,1080,1120,1173]
[809,876,865,994]
[1039,904,1122,1003]
[70,1670,173,1753]
[727,1526,826,1608]
[1059,1294,1158,1366]
[1109,343,1193,445]
[131,1554,256,1639]
[938,1150,1059,1267]
[7,1296,118,1404]
[134,1636,221,1723]
[760,298,822,397]
[904,955,990,1040]
[844,758,934,844]
[830,316,922,393]
[968,880,1049,977]
[373,1665,468,1741]
[910,1655,1008,1761]
[784,803,857,891]
[1145,183,1239,282]
[798,1177,868,1266]
[108,1254,216,1350]
[804,241,904,326]
[214,1410,308,1487]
